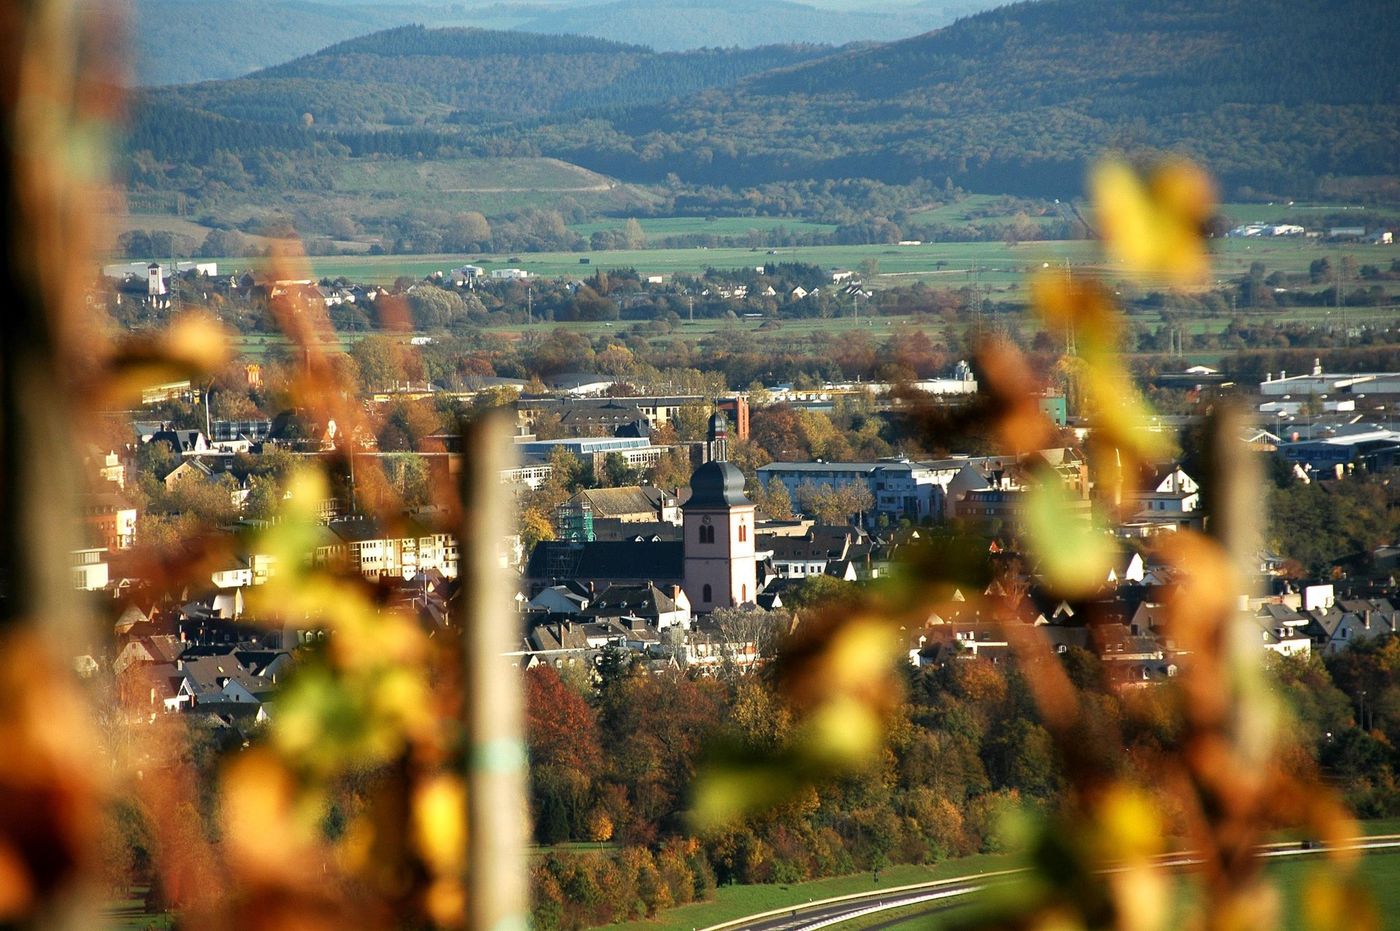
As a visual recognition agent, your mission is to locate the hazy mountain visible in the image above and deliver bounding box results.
[130,0,996,85]
[139,26,835,124]
[548,0,1400,195]
[503,0,991,52]
[133,0,491,85]
[129,0,1400,200]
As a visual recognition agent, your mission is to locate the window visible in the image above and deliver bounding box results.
[702,584,712,603]
[741,584,747,602]
[698,524,715,544]
[738,524,747,543]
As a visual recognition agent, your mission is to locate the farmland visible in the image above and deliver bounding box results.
[568,215,838,241]
[327,157,660,217]
[217,234,1399,293]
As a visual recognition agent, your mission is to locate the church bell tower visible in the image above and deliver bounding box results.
[682,413,757,612]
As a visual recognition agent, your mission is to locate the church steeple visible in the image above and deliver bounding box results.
[708,411,729,462]
[684,411,755,612]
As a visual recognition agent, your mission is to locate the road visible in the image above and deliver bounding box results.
[703,836,1400,931]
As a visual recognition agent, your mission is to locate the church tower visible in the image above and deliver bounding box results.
[682,413,757,612]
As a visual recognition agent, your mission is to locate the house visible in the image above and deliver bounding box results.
[82,492,138,550]
[1305,599,1397,654]
[113,633,184,677]
[766,531,851,579]
[908,625,1011,666]
[541,372,616,397]
[564,486,680,526]
[169,653,278,715]
[160,458,214,490]
[527,581,593,615]
[1128,465,1201,525]
[588,583,692,630]
[148,426,210,456]
[1255,615,1312,658]
[72,547,109,591]
[328,517,459,582]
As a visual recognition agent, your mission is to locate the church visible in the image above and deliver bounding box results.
[523,412,760,613]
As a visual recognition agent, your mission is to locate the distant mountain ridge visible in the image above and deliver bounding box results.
[131,0,991,86]
[142,25,835,125]
[555,0,1400,194]
[128,0,1400,200]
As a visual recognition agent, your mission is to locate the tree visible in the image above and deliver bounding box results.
[376,399,442,452]
[526,667,602,774]
[447,211,492,251]
[753,479,794,520]
[647,447,691,491]
[349,335,409,392]
[519,506,556,553]
[709,608,785,678]
[383,453,430,507]
[407,285,468,330]
[784,574,857,611]
[673,403,713,443]
[794,480,871,525]
[242,474,284,520]
[601,452,638,488]
[623,218,646,250]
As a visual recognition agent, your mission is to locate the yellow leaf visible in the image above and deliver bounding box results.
[1022,480,1115,596]
[1091,158,1214,287]
[413,774,467,877]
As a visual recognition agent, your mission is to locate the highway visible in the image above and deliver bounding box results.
[701,836,1400,931]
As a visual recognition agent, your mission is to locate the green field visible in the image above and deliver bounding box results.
[212,235,1400,306]
[1218,201,1393,227]
[600,855,1013,931]
[905,194,1066,229]
[327,157,659,216]
[785,848,1400,931]
[220,240,1088,286]
[569,216,839,240]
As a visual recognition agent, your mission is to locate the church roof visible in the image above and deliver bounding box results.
[686,461,749,509]
[525,541,684,585]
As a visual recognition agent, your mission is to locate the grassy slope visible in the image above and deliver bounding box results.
[569,216,839,238]
[602,855,1012,931]
[862,850,1400,931]
[215,237,1400,293]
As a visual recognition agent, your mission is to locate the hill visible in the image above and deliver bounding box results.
[551,0,1400,195]
[131,0,994,86]
[124,0,1400,221]
[133,0,487,85]
[502,0,991,52]
[139,26,835,124]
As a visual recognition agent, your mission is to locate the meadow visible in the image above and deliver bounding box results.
[568,216,839,240]
[219,233,1399,297]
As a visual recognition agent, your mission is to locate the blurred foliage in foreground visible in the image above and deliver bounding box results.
[686,158,1376,931]
[0,3,1387,929]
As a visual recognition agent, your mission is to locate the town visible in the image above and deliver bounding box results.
[5,0,1400,926]
[80,278,1400,732]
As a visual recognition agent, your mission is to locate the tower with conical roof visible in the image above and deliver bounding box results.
[682,412,756,611]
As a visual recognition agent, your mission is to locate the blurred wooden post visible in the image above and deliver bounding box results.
[1210,401,1280,807]
[460,410,530,931]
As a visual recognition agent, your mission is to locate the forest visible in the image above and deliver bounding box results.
[125,0,1400,211]
[520,632,1400,931]
[139,28,832,126]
